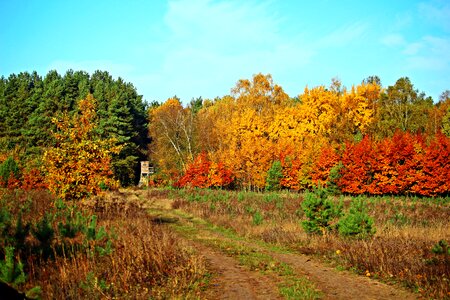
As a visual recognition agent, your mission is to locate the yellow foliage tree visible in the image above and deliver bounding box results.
[148,97,196,178]
[43,94,121,201]
[213,73,290,189]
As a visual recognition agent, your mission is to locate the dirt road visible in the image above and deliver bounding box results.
[135,190,417,300]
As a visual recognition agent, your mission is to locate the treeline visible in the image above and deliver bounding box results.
[0,70,148,186]
[1,70,449,194]
[149,74,450,195]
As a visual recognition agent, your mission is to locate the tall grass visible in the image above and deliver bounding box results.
[1,189,208,299]
[164,188,450,299]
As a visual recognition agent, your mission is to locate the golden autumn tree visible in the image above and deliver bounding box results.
[148,97,196,179]
[295,80,379,145]
[266,79,379,189]
[337,82,380,141]
[195,96,234,154]
[213,73,290,189]
[43,94,121,201]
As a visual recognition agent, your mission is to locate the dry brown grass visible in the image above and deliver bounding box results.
[2,189,208,299]
[165,188,450,299]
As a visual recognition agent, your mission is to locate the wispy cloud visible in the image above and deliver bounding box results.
[402,42,423,55]
[317,22,368,47]
[418,0,450,31]
[406,35,450,71]
[380,33,405,47]
[140,0,315,101]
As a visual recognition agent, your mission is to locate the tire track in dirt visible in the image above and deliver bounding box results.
[192,224,417,300]
[196,243,283,300]
[271,252,415,300]
[186,223,416,300]
[139,192,283,299]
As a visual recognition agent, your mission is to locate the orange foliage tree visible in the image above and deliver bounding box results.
[43,94,121,201]
[337,131,450,196]
[148,73,450,196]
[338,136,376,194]
[175,152,234,189]
[310,145,340,187]
[411,133,450,196]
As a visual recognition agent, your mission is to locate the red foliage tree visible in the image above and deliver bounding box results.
[279,152,303,190]
[339,132,450,196]
[338,136,376,194]
[412,133,450,196]
[368,131,419,194]
[311,145,340,187]
[21,168,48,191]
[175,152,234,188]
[209,162,234,188]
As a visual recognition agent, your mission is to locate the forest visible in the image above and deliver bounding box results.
[1,71,450,195]
[0,70,148,187]
[149,73,450,196]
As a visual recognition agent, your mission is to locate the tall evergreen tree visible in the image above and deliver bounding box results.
[0,69,149,186]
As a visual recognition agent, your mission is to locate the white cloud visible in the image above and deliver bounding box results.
[139,0,315,102]
[317,22,368,47]
[402,42,423,55]
[380,34,405,47]
[418,0,450,31]
[405,35,450,71]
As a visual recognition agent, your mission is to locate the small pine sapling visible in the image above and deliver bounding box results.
[338,198,376,239]
[301,187,342,235]
[265,160,283,192]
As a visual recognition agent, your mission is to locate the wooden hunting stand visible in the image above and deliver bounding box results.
[139,161,154,186]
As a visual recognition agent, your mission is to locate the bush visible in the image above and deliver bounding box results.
[301,187,342,235]
[0,246,26,286]
[252,211,264,226]
[327,162,343,195]
[266,160,283,191]
[0,191,114,290]
[338,198,376,239]
[0,157,21,187]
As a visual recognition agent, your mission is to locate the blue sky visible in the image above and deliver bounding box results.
[1,0,449,103]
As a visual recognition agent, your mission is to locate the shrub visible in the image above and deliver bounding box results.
[338,198,376,239]
[0,157,21,188]
[432,240,450,256]
[266,160,283,191]
[252,211,264,226]
[301,187,342,235]
[0,190,114,291]
[0,246,26,286]
[327,162,343,195]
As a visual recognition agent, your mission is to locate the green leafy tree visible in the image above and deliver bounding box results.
[442,105,450,137]
[376,77,433,137]
[0,157,21,187]
[92,72,149,186]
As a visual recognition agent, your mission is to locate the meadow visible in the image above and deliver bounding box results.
[1,186,449,299]
[156,187,450,299]
[0,188,209,299]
